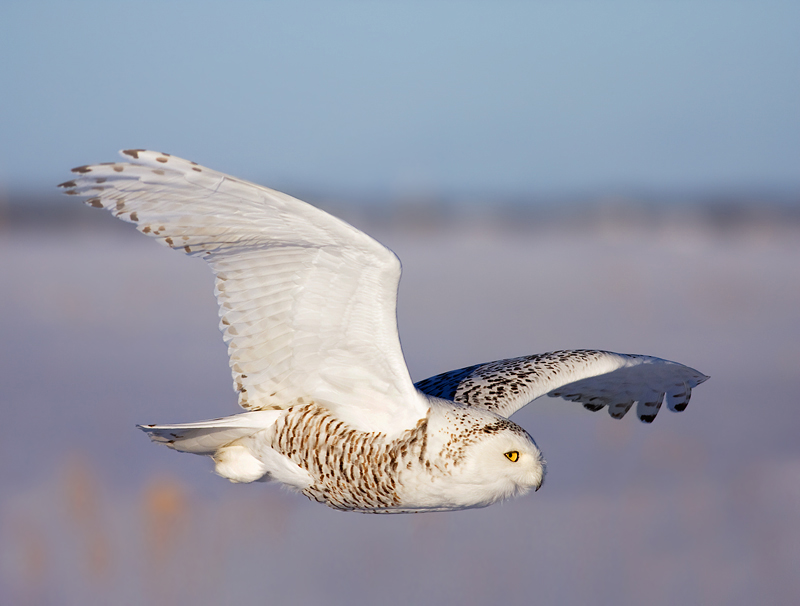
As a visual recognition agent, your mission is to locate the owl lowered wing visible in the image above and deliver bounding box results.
[415,350,709,422]
[60,150,428,435]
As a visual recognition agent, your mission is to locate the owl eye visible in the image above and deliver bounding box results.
[504,451,519,462]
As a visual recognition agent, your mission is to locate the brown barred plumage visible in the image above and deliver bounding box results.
[271,403,428,511]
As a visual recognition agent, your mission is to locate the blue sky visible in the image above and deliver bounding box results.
[1,1,798,199]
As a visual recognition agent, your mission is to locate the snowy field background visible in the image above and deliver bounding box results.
[1,1,798,603]
[1,205,798,605]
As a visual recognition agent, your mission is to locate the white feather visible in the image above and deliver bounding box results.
[62,150,429,436]
[138,411,282,454]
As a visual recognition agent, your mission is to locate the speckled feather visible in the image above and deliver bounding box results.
[415,350,709,423]
[260,400,539,513]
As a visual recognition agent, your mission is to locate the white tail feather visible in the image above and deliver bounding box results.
[138,411,282,455]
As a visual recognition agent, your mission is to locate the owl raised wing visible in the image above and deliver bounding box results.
[60,150,429,436]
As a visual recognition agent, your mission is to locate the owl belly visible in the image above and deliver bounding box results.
[269,403,429,512]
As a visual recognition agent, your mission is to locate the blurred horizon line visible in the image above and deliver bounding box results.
[2,186,799,234]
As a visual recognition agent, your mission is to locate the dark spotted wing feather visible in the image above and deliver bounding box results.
[415,350,708,423]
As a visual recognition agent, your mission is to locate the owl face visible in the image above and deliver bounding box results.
[411,403,546,511]
[456,427,546,505]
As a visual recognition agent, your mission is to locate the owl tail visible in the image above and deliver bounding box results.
[138,410,304,484]
[138,411,282,455]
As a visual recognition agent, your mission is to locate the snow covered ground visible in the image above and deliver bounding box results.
[1,209,799,605]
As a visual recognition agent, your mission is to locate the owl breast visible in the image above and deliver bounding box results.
[269,403,430,512]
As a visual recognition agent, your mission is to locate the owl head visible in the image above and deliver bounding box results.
[413,401,546,510]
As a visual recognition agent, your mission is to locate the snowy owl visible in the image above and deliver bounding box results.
[59,150,708,513]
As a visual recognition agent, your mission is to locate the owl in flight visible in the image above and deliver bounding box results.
[60,151,708,513]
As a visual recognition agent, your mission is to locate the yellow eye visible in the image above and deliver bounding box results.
[504,451,519,462]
